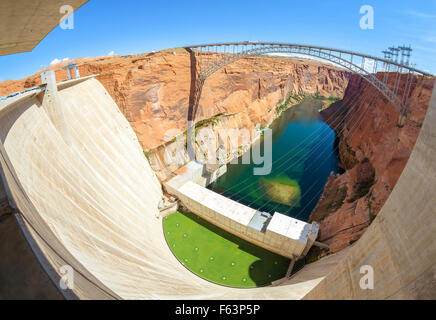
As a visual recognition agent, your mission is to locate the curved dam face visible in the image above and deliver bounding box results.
[0,77,434,299]
[0,78,342,299]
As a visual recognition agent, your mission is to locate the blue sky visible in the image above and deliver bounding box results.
[1,0,435,81]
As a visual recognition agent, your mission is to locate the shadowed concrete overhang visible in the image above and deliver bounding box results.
[0,0,88,56]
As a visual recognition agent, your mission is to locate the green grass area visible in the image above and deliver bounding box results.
[163,211,297,288]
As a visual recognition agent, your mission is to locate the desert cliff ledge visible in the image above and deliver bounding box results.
[309,74,433,254]
[0,49,350,181]
[1,49,432,256]
[0,49,350,149]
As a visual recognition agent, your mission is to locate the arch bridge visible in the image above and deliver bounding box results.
[183,42,431,156]
[186,42,431,114]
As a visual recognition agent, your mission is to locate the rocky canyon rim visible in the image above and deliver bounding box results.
[0,48,432,258]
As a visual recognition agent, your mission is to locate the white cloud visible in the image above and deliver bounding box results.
[363,59,376,73]
[107,51,115,56]
[403,10,436,19]
[414,45,436,54]
[422,36,436,44]
[50,58,61,65]
[50,57,69,66]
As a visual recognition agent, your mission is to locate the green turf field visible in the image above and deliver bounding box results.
[163,211,295,288]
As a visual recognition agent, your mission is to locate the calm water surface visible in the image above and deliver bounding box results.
[208,99,341,222]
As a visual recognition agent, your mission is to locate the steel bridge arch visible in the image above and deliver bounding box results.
[203,46,397,114]
[186,42,430,113]
[183,42,432,159]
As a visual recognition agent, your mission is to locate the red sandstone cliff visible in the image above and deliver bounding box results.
[0,50,349,148]
[309,74,434,254]
[0,49,350,180]
[0,49,433,256]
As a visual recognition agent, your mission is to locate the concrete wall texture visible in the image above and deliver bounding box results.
[0,0,89,56]
[174,180,317,259]
[0,77,434,299]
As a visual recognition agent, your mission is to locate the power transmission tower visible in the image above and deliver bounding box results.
[398,45,412,66]
[388,46,400,63]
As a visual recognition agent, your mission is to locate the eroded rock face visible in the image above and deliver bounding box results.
[309,74,434,253]
[6,50,427,255]
[1,49,351,181]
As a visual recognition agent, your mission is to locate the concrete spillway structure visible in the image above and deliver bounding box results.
[0,74,435,299]
[164,160,319,259]
[171,180,319,259]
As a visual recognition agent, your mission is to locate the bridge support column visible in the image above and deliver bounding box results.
[187,121,196,161]
[40,70,72,146]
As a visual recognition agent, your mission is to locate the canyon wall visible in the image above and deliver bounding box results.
[309,74,434,254]
[0,50,350,181]
[2,50,432,257]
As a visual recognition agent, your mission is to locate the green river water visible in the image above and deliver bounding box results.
[208,99,341,221]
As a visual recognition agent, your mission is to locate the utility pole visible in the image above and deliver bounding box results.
[382,50,392,70]
[388,46,400,63]
[398,45,412,66]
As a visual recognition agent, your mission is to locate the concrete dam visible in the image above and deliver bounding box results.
[1,67,435,299]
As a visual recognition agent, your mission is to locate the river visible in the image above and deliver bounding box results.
[208,98,341,222]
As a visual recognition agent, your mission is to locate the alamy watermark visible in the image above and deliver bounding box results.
[359,265,374,290]
[59,265,74,290]
[164,125,272,175]
[360,5,374,30]
[60,5,74,30]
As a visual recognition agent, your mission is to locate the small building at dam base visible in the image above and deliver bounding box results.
[166,176,319,259]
